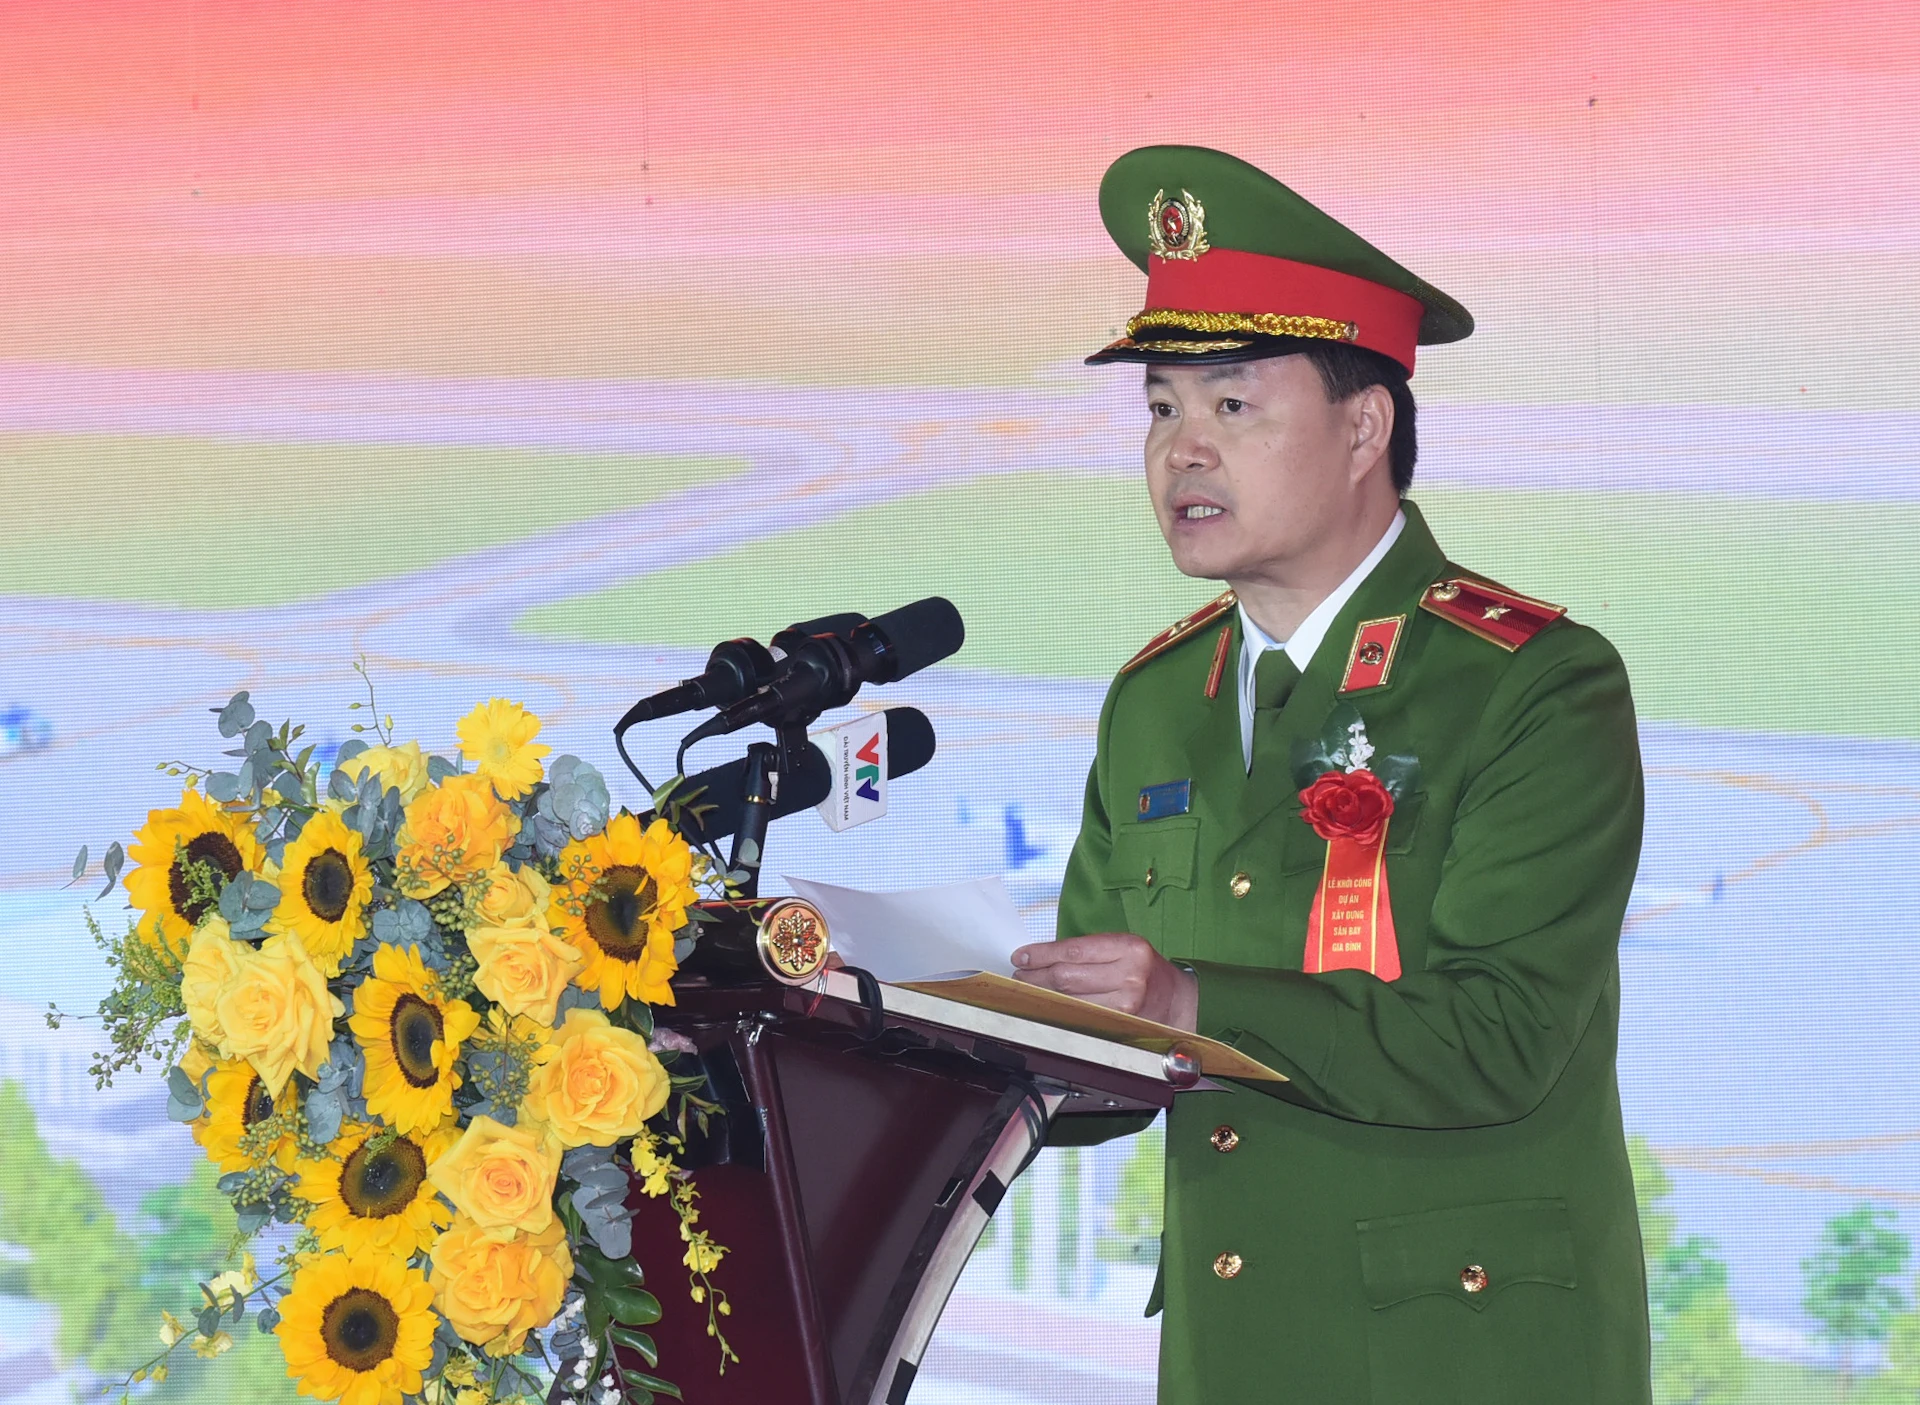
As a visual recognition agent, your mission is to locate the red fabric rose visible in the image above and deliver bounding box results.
[1298,769,1394,847]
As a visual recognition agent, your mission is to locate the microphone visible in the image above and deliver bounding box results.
[613,614,872,732]
[672,707,936,845]
[681,597,964,746]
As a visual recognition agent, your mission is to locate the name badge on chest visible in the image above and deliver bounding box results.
[1137,779,1192,821]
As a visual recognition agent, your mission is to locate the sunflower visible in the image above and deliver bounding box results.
[454,697,550,801]
[349,945,481,1134]
[124,787,266,957]
[297,1121,458,1260]
[549,813,697,1009]
[271,809,374,975]
[275,1248,436,1405]
[196,1055,298,1174]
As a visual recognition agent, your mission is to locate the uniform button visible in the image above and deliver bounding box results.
[1229,871,1252,899]
[1144,866,1156,887]
[1213,1252,1243,1280]
[1460,1264,1489,1294]
[1210,1125,1240,1153]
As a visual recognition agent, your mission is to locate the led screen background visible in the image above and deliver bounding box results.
[1,3,1916,1401]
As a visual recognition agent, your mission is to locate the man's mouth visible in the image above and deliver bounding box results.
[1179,504,1225,520]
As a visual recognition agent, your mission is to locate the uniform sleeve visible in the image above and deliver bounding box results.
[1047,679,1157,1147]
[1189,626,1643,1130]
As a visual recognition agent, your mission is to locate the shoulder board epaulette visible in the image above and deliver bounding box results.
[1121,590,1237,673]
[1419,576,1566,651]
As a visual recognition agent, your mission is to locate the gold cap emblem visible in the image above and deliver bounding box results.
[1147,188,1209,261]
[755,898,832,985]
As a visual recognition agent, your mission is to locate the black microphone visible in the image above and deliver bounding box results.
[613,614,871,733]
[615,638,777,732]
[672,707,937,845]
[681,597,964,747]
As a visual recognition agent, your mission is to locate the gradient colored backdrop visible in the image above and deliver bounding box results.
[2,4,1917,1402]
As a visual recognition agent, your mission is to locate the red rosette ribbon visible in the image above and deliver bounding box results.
[1298,769,1394,848]
[1297,768,1402,981]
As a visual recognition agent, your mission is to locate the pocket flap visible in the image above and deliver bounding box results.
[1357,1197,1577,1313]
[1105,817,1199,893]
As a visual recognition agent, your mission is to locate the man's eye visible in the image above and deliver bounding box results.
[1220,398,1246,414]
[1148,402,1176,419]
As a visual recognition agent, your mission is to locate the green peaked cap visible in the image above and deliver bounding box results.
[1097,145,1473,351]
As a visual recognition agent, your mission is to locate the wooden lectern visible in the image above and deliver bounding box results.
[625,965,1197,1405]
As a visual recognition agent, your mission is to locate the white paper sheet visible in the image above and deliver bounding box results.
[780,873,1029,983]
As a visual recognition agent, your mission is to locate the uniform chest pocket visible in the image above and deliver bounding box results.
[1278,789,1427,874]
[1355,1197,1590,1405]
[1103,818,1199,958]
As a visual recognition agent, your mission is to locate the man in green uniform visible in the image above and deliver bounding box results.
[1011,147,1650,1403]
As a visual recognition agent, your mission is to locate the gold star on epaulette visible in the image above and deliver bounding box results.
[1420,576,1565,651]
[1121,590,1237,673]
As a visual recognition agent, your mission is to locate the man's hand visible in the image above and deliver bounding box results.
[1011,933,1199,1031]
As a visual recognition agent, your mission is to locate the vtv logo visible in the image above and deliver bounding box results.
[811,715,889,832]
[854,733,883,804]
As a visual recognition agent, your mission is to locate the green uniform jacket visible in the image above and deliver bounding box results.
[1053,502,1650,1404]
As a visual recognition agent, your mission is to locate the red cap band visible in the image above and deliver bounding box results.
[1145,250,1424,372]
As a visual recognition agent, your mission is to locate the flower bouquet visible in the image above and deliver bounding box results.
[70,676,736,1405]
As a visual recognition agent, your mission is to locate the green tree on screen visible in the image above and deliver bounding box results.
[1802,1203,1912,1394]
[1096,1125,1164,1266]
[0,1081,297,1402]
[1631,1137,1746,1405]
[1872,1293,1920,1402]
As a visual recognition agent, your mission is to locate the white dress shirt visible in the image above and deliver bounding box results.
[1237,509,1406,770]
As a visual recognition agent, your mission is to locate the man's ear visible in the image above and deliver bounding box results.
[1347,384,1395,485]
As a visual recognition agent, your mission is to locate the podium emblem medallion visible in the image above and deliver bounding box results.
[756,898,832,985]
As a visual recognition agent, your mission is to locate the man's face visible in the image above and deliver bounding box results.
[1142,355,1362,585]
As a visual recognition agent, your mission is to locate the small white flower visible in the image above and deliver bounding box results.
[1344,719,1375,773]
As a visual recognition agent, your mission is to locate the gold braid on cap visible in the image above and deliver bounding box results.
[1126,309,1358,344]
[1109,337,1254,354]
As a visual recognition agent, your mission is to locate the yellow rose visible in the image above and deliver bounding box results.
[522,1007,669,1149]
[468,924,585,1027]
[427,1116,559,1236]
[180,919,248,1051]
[337,740,432,803]
[394,775,519,898]
[428,1214,572,1355]
[474,863,551,930]
[211,933,343,1098]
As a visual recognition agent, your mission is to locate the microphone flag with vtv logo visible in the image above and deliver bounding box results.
[811,713,888,832]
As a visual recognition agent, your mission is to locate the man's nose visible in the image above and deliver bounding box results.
[1163,419,1219,473]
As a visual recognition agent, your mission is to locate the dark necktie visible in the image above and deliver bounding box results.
[1249,648,1300,770]
[1255,648,1300,711]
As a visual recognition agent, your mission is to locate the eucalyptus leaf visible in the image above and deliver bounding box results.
[306,1085,344,1144]
[206,772,242,803]
[256,1305,280,1334]
[197,1304,222,1338]
[734,837,760,867]
[165,1065,203,1122]
[243,718,273,755]
[328,766,358,802]
[70,846,87,882]
[334,738,370,767]
[427,755,460,783]
[216,692,255,738]
[98,841,124,899]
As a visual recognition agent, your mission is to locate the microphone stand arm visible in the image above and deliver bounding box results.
[725,718,819,899]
